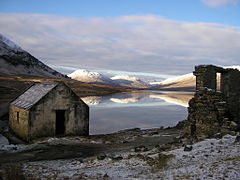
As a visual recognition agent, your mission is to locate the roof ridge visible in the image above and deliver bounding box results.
[11,82,59,109]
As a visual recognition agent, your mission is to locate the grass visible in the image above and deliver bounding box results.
[223,156,240,162]
[146,153,175,172]
[130,153,175,172]
[0,165,26,180]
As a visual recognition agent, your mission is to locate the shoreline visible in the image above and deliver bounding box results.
[1,128,239,179]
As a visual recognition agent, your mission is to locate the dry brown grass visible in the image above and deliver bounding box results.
[1,165,26,180]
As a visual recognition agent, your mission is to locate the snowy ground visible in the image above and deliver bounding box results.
[21,134,240,180]
[162,134,240,180]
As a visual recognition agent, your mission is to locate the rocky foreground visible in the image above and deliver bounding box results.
[0,127,240,179]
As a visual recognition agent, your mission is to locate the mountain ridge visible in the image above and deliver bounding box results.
[0,34,67,79]
[151,66,240,91]
[69,66,240,91]
[68,69,151,89]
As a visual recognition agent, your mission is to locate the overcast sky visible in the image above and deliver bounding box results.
[0,0,240,79]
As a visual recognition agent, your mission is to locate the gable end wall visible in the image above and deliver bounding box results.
[9,105,29,141]
[29,83,89,140]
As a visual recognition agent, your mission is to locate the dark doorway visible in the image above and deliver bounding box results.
[56,110,66,135]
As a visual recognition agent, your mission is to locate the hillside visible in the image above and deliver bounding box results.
[150,73,195,91]
[150,66,240,91]
[0,34,67,78]
[0,34,130,118]
[0,76,130,118]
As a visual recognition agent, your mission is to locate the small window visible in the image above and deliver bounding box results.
[216,73,221,91]
[17,111,20,123]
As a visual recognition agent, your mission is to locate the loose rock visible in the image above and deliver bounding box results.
[134,145,148,152]
[184,145,193,151]
[97,154,106,160]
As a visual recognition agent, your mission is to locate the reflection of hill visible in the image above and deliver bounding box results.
[149,93,194,107]
[82,92,193,107]
[82,93,142,106]
[110,97,138,104]
[81,96,102,106]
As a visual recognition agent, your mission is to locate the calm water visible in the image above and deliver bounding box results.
[82,91,193,135]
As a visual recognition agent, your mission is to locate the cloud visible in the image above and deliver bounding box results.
[0,13,240,75]
[201,0,238,7]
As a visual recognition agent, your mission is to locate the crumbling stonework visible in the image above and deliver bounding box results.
[194,65,224,91]
[186,65,240,138]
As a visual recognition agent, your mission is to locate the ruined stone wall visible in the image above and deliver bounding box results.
[194,65,217,90]
[221,69,240,125]
[185,89,235,138]
[186,65,240,139]
[9,106,29,141]
[29,83,89,140]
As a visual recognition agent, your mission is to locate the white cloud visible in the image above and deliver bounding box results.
[0,13,239,75]
[201,0,238,7]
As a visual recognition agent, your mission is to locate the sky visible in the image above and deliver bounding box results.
[0,0,240,79]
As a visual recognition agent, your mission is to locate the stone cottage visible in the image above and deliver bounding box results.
[186,65,240,138]
[9,82,89,142]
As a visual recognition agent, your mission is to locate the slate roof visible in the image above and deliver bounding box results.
[11,83,58,110]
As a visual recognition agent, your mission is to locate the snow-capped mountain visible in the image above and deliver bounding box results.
[151,66,240,92]
[0,34,23,51]
[225,66,240,70]
[151,73,193,85]
[68,69,152,89]
[0,34,67,78]
[150,73,195,91]
[111,75,140,82]
[68,69,113,84]
[111,75,151,89]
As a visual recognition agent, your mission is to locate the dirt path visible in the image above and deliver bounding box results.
[0,143,107,164]
[0,128,180,164]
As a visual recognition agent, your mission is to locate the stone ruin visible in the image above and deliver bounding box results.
[185,65,240,139]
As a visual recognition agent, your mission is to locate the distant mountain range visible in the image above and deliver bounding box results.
[68,69,196,91]
[150,66,240,91]
[0,34,67,78]
[68,69,151,89]
[150,73,196,91]
[69,66,240,91]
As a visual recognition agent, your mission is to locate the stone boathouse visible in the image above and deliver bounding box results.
[9,82,89,142]
[186,65,240,138]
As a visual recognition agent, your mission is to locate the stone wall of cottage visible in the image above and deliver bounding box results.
[9,106,29,141]
[28,83,89,140]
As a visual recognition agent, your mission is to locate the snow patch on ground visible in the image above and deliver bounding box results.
[0,144,28,152]
[23,153,151,179]
[162,134,240,179]
[0,135,9,145]
[21,134,240,179]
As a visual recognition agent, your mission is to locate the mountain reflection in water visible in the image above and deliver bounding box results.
[82,92,193,135]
